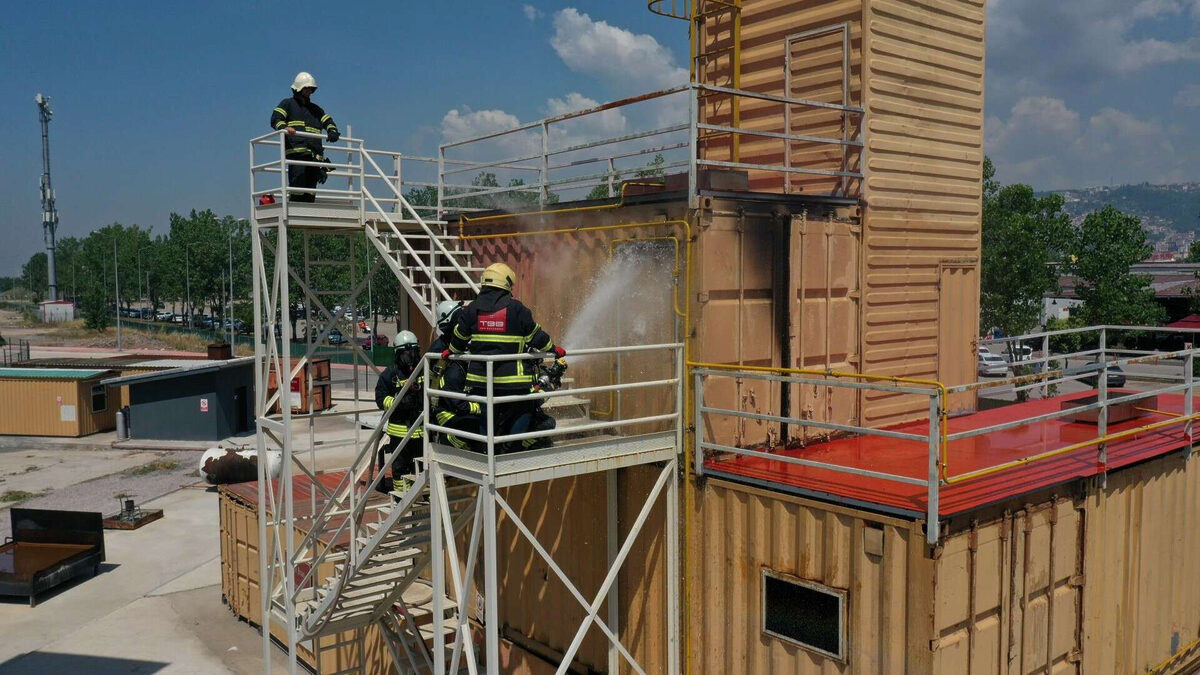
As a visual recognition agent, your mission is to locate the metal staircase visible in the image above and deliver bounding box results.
[251,130,683,674]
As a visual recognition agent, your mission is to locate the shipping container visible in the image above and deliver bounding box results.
[0,368,117,437]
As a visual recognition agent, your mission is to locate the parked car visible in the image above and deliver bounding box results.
[326,328,347,345]
[139,308,154,320]
[977,349,1008,377]
[172,314,185,324]
[155,310,172,321]
[1080,362,1126,388]
[358,334,390,348]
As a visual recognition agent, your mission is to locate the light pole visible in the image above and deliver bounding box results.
[114,237,122,351]
[228,228,235,351]
[185,243,193,326]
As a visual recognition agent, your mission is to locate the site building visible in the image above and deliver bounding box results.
[227,1,1200,674]
[0,368,115,437]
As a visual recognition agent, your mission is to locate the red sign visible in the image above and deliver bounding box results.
[200,398,209,413]
[477,309,508,333]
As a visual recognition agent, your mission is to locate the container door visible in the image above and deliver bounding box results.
[933,499,1084,674]
[938,263,979,414]
[789,214,862,444]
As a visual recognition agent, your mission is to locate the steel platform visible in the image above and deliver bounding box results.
[705,391,1198,519]
[431,431,678,487]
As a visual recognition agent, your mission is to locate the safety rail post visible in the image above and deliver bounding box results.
[1187,348,1195,460]
[926,394,940,546]
[482,360,500,670]
[687,85,699,205]
[694,370,704,476]
[1042,333,1050,398]
[1098,355,1109,487]
[540,121,549,206]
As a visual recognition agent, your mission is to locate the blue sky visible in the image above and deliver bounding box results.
[2,1,1199,275]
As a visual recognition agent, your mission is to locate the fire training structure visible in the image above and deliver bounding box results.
[241,1,1200,673]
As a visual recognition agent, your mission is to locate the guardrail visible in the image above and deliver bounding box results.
[695,325,1200,544]
[424,343,684,479]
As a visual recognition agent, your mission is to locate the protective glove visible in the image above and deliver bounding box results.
[553,346,567,358]
[326,129,340,143]
[441,349,451,360]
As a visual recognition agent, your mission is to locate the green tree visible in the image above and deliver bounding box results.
[587,153,668,200]
[1067,205,1165,325]
[20,253,48,302]
[979,157,1072,337]
[81,287,110,332]
[1186,239,1200,263]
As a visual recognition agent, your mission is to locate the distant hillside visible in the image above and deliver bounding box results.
[1041,183,1200,253]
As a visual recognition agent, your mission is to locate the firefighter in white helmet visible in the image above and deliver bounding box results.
[373,330,423,494]
[269,72,339,203]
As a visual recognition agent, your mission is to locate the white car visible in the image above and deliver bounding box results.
[977,350,1008,377]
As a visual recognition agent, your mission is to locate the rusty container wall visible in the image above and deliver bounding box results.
[687,477,934,673]
[494,464,669,674]
[217,488,392,673]
[931,499,1084,675]
[1082,453,1200,674]
[859,0,986,424]
[458,201,689,431]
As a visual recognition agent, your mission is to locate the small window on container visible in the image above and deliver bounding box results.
[761,569,846,661]
[90,385,108,414]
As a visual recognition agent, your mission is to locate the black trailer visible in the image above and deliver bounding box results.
[0,508,105,606]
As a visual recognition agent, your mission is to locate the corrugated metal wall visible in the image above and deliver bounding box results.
[932,499,1083,675]
[1083,454,1200,674]
[860,0,985,425]
[0,377,114,437]
[688,477,932,672]
[494,464,670,674]
[701,0,865,197]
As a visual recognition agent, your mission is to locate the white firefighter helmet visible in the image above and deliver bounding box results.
[291,71,317,91]
[436,300,463,332]
[396,330,419,349]
[480,262,516,291]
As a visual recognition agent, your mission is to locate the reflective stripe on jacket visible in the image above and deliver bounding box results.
[269,93,338,157]
[448,288,555,392]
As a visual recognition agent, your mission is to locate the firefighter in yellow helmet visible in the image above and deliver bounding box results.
[444,263,565,450]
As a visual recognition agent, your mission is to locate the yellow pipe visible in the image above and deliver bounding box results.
[944,412,1200,485]
[1134,406,1181,418]
[458,180,667,230]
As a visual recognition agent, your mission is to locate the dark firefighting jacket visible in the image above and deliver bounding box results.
[374,362,423,438]
[448,288,555,393]
[269,93,339,158]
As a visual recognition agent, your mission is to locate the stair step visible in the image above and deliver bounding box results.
[541,395,591,410]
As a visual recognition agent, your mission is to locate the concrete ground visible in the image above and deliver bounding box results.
[0,486,290,674]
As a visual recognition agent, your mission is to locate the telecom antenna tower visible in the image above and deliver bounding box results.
[36,93,59,301]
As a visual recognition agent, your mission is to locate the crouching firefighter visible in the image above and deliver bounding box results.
[444,262,566,453]
[429,301,481,451]
[374,330,423,494]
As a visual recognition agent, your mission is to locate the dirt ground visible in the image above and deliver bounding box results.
[0,307,198,351]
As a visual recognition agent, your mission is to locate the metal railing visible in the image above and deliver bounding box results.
[695,325,1200,544]
[437,82,864,215]
[423,343,685,476]
[1,339,30,366]
[248,129,480,323]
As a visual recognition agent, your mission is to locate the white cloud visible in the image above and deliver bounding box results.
[440,107,524,143]
[550,8,688,93]
[986,96,1197,189]
[522,4,542,21]
[1175,84,1200,108]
